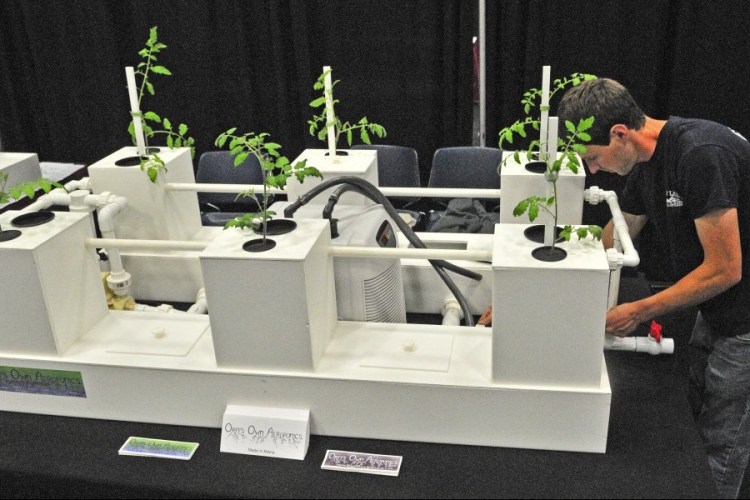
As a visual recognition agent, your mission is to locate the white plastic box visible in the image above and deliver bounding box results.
[286,148,378,206]
[0,211,108,355]
[199,219,337,371]
[491,223,609,388]
[499,151,585,225]
[87,147,201,240]
[0,152,42,189]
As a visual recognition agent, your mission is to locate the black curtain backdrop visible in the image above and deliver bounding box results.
[0,0,474,183]
[485,0,750,227]
[2,1,750,201]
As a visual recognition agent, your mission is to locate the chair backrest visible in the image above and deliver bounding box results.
[195,151,264,209]
[351,144,420,188]
[352,144,420,206]
[427,146,502,189]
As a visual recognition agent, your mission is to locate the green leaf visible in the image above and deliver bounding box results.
[162,117,172,130]
[166,135,174,148]
[565,120,576,134]
[579,116,595,131]
[145,81,154,96]
[578,132,591,142]
[150,65,171,75]
[513,199,528,217]
[234,152,250,167]
[143,111,161,122]
[148,26,158,46]
[528,203,539,221]
[178,123,188,136]
[310,96,326,108]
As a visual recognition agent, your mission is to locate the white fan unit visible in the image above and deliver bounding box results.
[332,205,407,323]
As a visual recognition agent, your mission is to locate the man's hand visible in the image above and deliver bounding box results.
[605,302,643,337]
[478,306,492,326]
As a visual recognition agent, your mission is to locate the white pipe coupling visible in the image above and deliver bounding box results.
[441,295,464,326]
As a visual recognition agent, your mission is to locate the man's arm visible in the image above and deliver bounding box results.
[605,207,742,336]
[602,212,648,250]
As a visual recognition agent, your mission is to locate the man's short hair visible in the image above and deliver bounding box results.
[558,78,646,145]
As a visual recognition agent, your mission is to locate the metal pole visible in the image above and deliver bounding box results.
[478,0,486,146]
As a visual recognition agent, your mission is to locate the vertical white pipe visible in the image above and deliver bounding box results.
[323,65,337,160]
[539,66,551,162]
[478,0,486,147]
[543,116,559,246]
[125,67,147,157]
[546,116,558,167]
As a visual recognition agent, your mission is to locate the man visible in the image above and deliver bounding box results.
[555,78,750,498]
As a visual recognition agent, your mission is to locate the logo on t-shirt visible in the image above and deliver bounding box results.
[666,190,684,208]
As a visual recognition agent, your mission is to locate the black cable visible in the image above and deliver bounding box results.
[285,176,481,326]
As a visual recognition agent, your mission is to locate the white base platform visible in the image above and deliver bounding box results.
[0,312,611,453]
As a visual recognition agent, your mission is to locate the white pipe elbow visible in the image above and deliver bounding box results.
[97,195,128,233]
[587,188,640,268]
[21,188,71,213]
[63,177,90,192]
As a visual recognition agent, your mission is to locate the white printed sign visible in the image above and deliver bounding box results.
[220,404,310,460]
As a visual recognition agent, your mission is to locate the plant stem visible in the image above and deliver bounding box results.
[551,179,559,249]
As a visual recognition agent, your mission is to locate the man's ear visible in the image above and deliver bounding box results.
[610,124,629,141]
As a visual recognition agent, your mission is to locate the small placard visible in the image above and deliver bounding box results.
[220,405,310,460]
[321,449,402,476]
[119,436,199,460]
[0,366,86,397]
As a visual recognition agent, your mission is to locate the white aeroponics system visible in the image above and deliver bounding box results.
[0,147,625,454]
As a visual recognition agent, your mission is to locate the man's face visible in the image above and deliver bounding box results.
[581,131,637,176]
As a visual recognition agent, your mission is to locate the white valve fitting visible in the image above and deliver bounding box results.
[604,334,675,355]
[584,186,607,205]
[106,269,133,296]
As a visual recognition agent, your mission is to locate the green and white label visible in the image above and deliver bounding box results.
[0,366,86,397]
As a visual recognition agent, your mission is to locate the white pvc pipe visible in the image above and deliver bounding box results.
[330,246,492,262]
[441,295,464,326]
[607,263,622,310]
[96,195,131,296]
[86,238,209,252]
[125,66,147,156]
[546,116,558,168]
[323,65,337,159]
[20,188,71,213]
[379,187,501,199]
[543,117,559,247]
[187,288,208,314]
[166,182,501,200]
[165,182,284,195]
[604,334,674,355]
[87,239,492,263]
[539,66,551,161]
